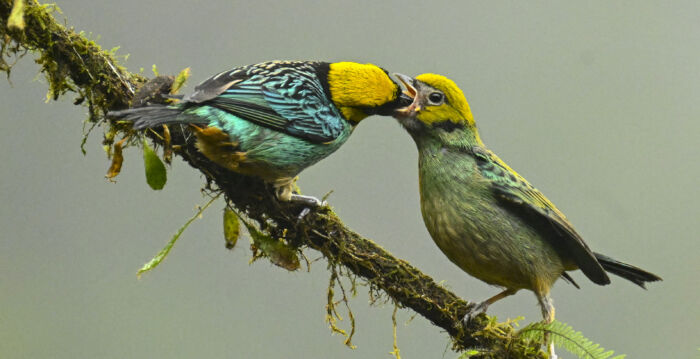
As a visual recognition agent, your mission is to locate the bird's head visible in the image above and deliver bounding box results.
[326,62,412,123]
[393,73,481,145]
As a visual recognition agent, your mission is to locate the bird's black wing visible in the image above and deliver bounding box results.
[471,146,610,285]
[182,61,345,143]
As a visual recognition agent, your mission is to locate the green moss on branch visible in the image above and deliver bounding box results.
[1,0,144,117]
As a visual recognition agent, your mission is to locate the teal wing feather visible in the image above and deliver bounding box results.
[471,146,610,285]
[185,61,345,143]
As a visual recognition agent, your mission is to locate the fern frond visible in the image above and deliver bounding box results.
[517,320,625,359]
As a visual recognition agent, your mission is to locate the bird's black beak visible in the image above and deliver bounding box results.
[361,75,415,116]
[393,73,421,117]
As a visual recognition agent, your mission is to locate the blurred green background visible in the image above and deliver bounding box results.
[1,1,698,358]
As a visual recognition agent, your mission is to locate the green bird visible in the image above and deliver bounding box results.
[109,60,407,206]
[392,73,661,356]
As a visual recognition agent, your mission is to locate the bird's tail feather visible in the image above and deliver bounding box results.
[594,252,661,289]
[107,105,207,130]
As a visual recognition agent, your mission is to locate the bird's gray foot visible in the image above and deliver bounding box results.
[462,288,518,327]
[462,301,490,326]
[274,177,325,207]
[273,178,328,221]
[289,193,325,207]
[290,194,328,222]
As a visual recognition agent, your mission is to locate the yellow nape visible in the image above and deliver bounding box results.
[338,107,368,124]
[328,62,398,121]
[415,73,475,127]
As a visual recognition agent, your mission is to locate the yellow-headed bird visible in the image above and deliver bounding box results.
[393,73,661,357]
[109,61,408,206]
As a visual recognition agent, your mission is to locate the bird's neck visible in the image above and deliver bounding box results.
[413,124,484,155]
[415,128,483,210]
[326,62,399,123]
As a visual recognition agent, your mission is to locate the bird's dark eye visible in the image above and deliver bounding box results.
[428,92,444,104]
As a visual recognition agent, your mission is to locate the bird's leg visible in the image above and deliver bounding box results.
[537,292,557,359]
[462,288,518,326]
[273,178,326,221]
[274,179,294,203]
[291,193,326,222]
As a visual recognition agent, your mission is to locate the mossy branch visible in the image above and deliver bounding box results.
[0,2,547,358]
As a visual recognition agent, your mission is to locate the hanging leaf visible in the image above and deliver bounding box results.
[105,137,127,180]
[239,217,299,271]
[162,124,173,164]
[137,228,179,278]
[142,138,167,190]
[137,194,221,277]
[223,208,240,249]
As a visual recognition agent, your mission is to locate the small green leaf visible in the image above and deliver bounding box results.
[223,208,240,249]
[142,138,167,190]
[137,228,179,277]
[151,64,159,77]
[137,194,220,277]
[239,217,299,271]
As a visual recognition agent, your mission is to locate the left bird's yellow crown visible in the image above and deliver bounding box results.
[327,62,399,122]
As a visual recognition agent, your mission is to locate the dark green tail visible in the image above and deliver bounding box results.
[107,105,207,130]
[594,252,662,289]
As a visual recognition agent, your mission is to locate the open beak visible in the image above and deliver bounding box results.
[393,73,421,117]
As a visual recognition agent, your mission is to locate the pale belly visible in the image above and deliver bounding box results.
[420,191,566,292]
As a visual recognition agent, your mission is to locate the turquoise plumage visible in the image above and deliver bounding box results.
[109,60,406,205]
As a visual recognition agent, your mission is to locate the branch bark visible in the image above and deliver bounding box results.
[0,2,545,358]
